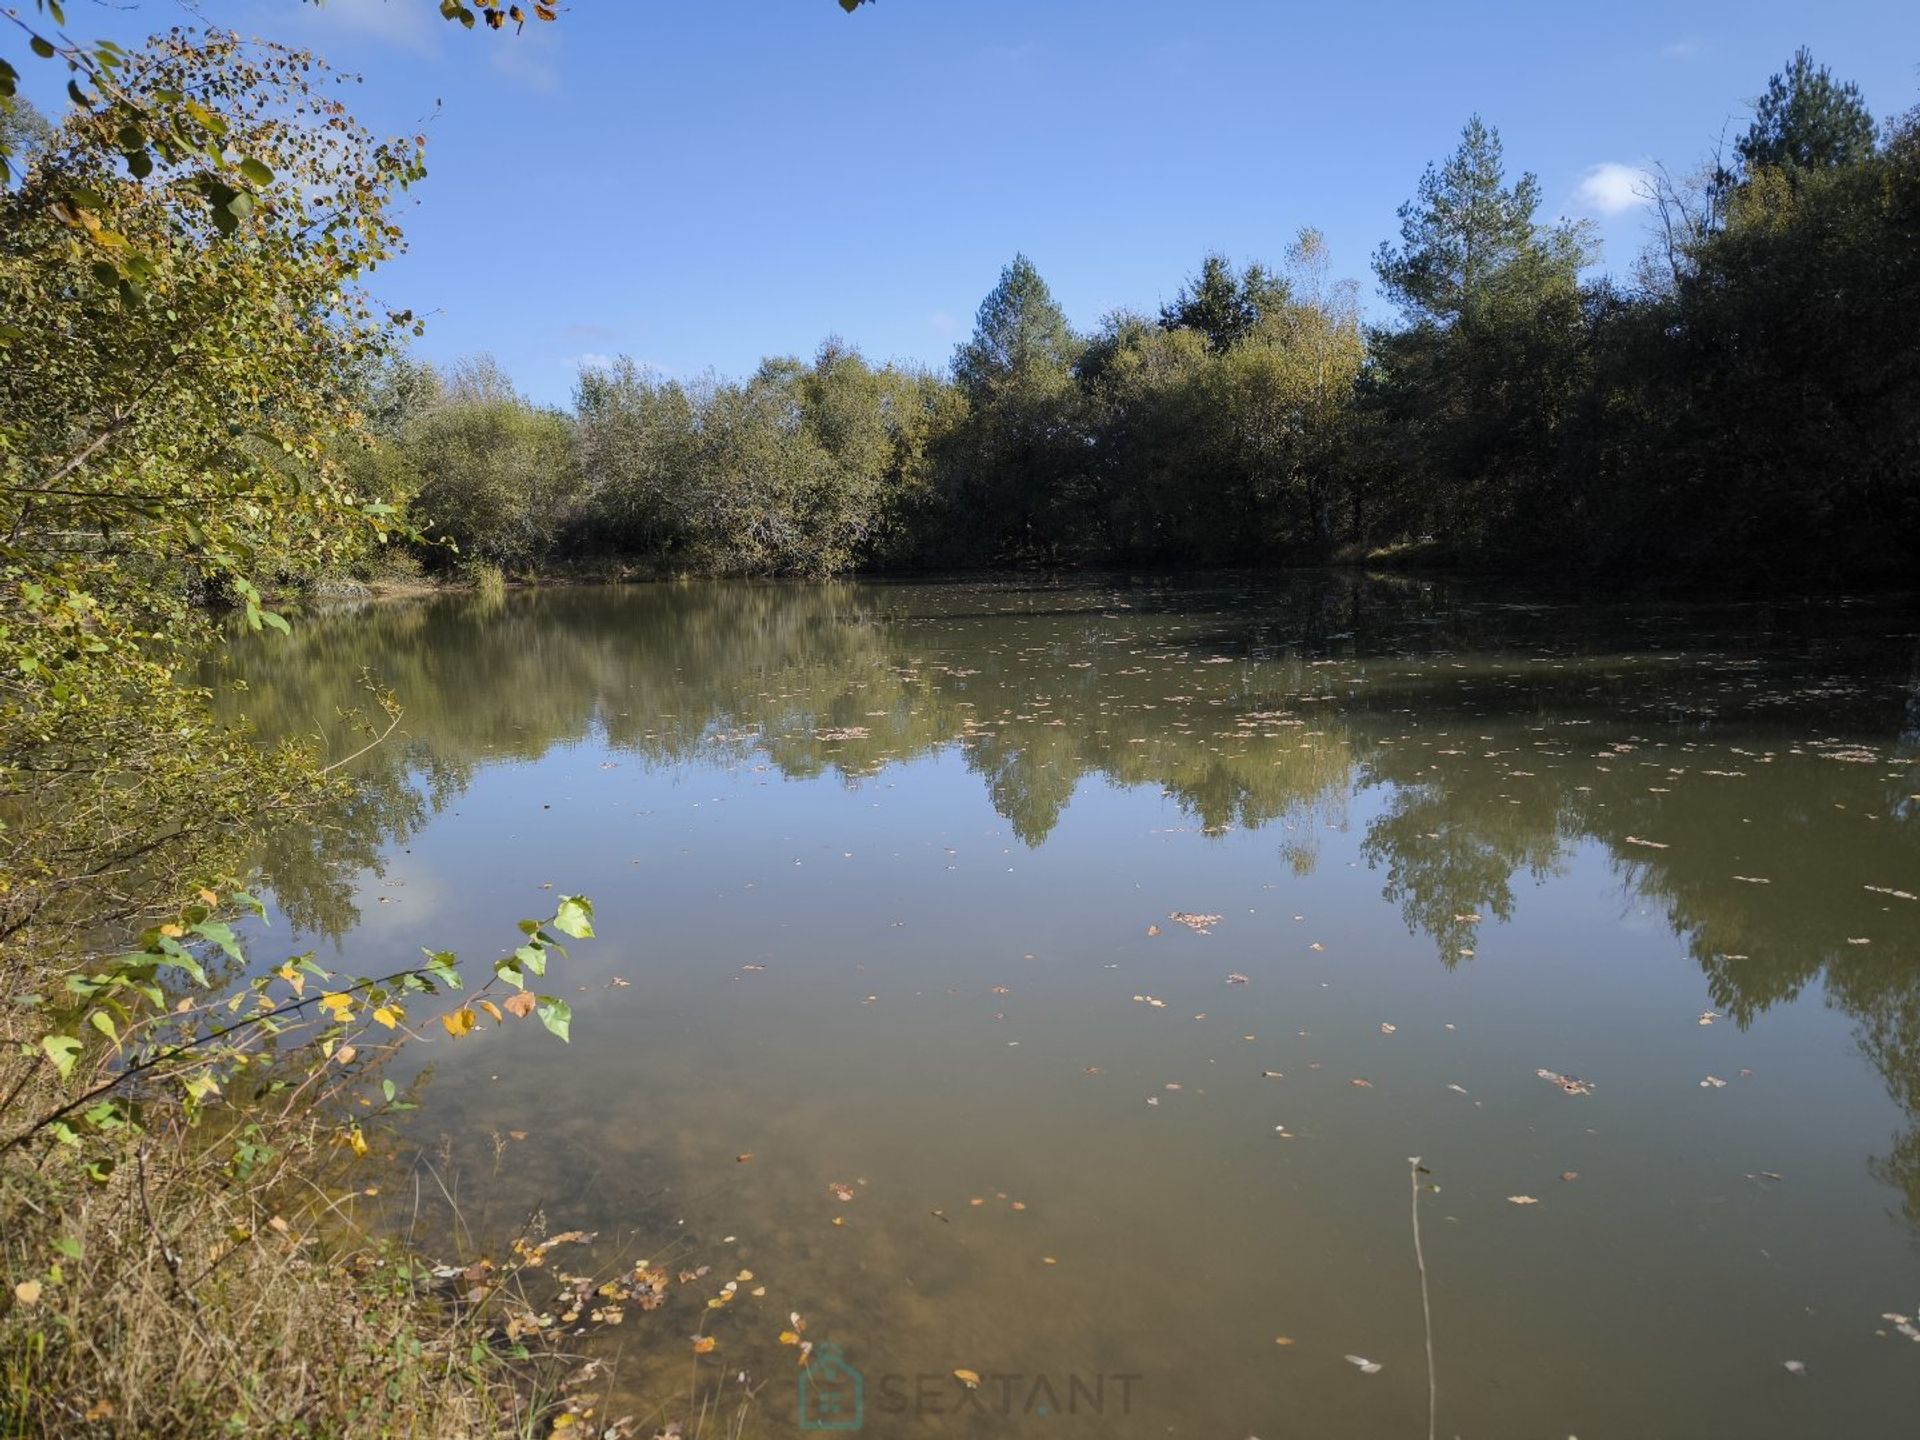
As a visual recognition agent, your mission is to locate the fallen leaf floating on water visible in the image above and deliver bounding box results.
[504,991,537,1019]
[1169,911,1223,935]
[1536,1068,1594,1096]
[1561,1171,1580,1183]
[1698,1010,1719,1026]
[692,1336,717,1355]
[1344,1355,1383,1375]
[1624,835,1670,849]
[1700,1075,1728,1089]
[1273,1336,1295,1347]
[1446,1084,1469,1095]
[827,1182,856,1202]
[736,1153,753,1164]
[1782,1360,1806,1376]
[1262,1070,1284,1079]
[953,1370,982,1390]
[1379,1023,1397,1035]
[1507,1195,1540,1205]
[1350,1078,1373,1088]
[1146,924,1161,937]
[1732,875,1772,885]
[1227,972,1250,985]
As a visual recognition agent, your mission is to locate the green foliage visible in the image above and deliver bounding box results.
[402,362,583,573]
[1737,46,1876,175]
[1159,251,1291,352]
[571,343,944,575]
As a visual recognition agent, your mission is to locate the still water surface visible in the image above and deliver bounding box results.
[233,576,1920,1438]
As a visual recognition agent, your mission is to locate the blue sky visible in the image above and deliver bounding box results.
[26,1,1920,403]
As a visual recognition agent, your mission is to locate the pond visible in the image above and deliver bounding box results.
[230,575,1920,1437]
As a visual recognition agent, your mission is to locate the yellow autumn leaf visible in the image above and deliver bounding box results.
[479,999,503,1023]
[347,1126,369,1158]
[318,992,354,1021]
[276,962,305,996]
[440,1007,477,1038]
[778,1330,800,1346]
[371,1006,399,1030]
[692,1336,717,1354]
[953,1369,982,1389]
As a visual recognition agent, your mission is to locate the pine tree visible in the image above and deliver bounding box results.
[1737,48,1875,174]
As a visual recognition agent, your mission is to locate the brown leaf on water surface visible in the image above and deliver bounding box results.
[953,1369,982,1389]
[508,1130,528,1141]
[691,1336,716,1355]
[1146,924,1161,937]
[1169,911,1222,935]
[1350,1078,1373,1088]
[828,1182,856,1202]
[479,999,504,1023]
[736,1153,753,1164]
[1536,1069,1594,1096]
[1273,1336,1294,1347]
[1507,1195,1540,1205]
[1560,1171,1579,1183]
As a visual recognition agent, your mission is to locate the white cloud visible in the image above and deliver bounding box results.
[1661,38,1705,61]
[490,29,562,93]
[304,0,443,58]
[1572,162,1653,217]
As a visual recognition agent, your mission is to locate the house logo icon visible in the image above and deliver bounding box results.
[797,1341,864,1431]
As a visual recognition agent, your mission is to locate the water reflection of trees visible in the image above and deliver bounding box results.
[225,578,1920,1219]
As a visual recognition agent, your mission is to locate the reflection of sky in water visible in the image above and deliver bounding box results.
[227,579,1920,1439]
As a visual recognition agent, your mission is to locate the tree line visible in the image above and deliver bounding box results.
[344,48,1919,588]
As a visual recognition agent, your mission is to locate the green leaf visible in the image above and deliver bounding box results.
[535,996,571,1044]
[29,35,56,60]
[87,1011,118,1045]
[191,919,244,965]
[552,895,595,940]
[40,1034,83,1080]
[381,1079,396,1103]
[236,157,274,187]
[513,942,546,976]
